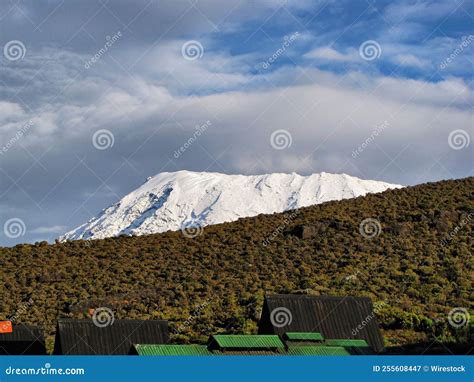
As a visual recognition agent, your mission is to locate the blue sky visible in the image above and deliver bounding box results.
[0,0,473,245]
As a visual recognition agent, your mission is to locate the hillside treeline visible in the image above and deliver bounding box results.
[1,177,472,352]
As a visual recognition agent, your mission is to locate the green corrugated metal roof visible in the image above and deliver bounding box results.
[134,342,358,356]
[134,337,370,355]
[212,335,285,349]
[285,332,324,341]
[286,346,351,356]
[325,339,373,354]
[214,350,280,356]
[325,339,370,347]
[134,344,212,356]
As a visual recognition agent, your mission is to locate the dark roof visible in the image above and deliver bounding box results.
[53,319,169,355]
[132,344,212,356]
[0,325,46,355]
[258,295,384,353]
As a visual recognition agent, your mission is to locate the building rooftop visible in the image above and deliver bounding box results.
[284,332,324,342]
[286,345,351,356]
[54,319,169,355]
[133,344,212,356]
[0,323,46,355]
[210,335,285,350]
[258,294,384,353]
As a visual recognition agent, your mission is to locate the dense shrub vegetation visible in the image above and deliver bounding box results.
[1,177,472,353]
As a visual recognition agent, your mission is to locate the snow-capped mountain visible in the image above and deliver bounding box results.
[59,171,402,241]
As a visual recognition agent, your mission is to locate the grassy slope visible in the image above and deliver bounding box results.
[1,177,473,352]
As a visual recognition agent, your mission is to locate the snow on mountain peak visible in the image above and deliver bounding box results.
[59,171,402,241]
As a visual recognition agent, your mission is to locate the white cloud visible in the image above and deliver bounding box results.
[304,46,358,62]
[392,54,429,68]
[130,39,253,93]
[31,225,68,234]
[2,46,471,165]
[384,0,461,22]
[0,102,25,125]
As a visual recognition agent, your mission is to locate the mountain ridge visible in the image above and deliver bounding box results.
[60,170,402,241]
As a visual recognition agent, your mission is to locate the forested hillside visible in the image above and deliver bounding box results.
[1,177,472,353]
